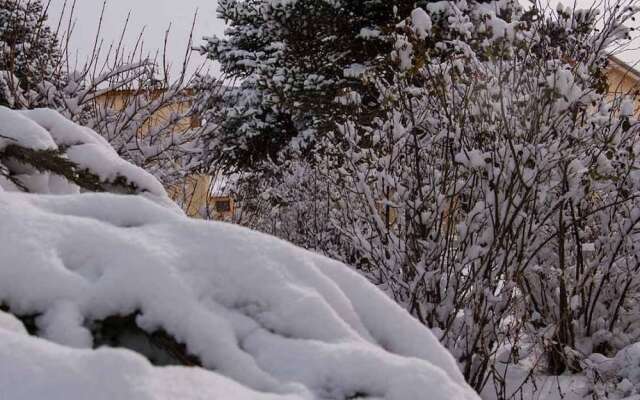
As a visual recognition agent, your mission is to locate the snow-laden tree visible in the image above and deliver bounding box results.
[0,105,171,199]
[0,106,479,400]
[202,0,462,170]
[209,0,640,394]
[0,0,62,108]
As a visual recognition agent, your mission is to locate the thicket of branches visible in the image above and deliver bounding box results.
[203,0,640,397]
[0,0,221,211]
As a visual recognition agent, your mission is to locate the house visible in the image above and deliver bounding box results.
[92,88,201,135]
[167,174,235,220]
[93,87,235,220]
[606,56,640,108]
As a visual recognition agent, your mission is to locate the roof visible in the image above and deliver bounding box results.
[608,55,640,82]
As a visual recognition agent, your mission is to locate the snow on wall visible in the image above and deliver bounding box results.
[0,107,478,399]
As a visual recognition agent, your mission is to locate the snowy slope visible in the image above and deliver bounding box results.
[0,192,477,400]
[0,107,478,399]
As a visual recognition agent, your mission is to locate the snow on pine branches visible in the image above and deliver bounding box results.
[0,0,220,195]
[0,0,62,108]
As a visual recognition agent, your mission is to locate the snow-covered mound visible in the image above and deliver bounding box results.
[0,106,174,207]
[0,107,478,399]
[0,313,302,400]
[0,192,477,399]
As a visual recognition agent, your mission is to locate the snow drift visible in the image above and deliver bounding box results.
[0,107,478,399]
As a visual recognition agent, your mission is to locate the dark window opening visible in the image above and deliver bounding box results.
[215,200,231,213]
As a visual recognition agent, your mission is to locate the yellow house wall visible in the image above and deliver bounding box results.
[167,175,213,217]
[93,92,195,136]
[93,90,224,219]
[607,66,639,96]
[605,61,640,117]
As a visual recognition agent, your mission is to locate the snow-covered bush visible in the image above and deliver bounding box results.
[0,107,478,399]
[326,0,640,389]
[205,0,640,395]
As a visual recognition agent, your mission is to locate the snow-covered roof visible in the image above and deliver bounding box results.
[607,55,640,82]
[0,107,478,400]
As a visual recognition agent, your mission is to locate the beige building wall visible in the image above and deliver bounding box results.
[167,175,212,217]
[606,56,640,114]
[93,89,198,137]
[93,89,232,220]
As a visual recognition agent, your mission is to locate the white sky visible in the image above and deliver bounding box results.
[48,0,225,78]
[47,0,639,77]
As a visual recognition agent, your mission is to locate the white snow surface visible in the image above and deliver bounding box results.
[411,8,432,39]
[0,190,478,399]
[0,106,168,200]
[0,106,477,399]
[0,325,302,400]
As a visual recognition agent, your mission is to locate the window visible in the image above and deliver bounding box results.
[190,114,202,128]
[214,199,231,213]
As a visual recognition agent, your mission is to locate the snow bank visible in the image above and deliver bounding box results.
[0,191,478,399]
[0,106,477,399]
[0,327,300,400]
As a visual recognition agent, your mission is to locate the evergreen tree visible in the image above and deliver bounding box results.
[202,0,446,170]
[0,0,62,108]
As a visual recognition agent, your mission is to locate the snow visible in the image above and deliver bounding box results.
[393,37,414,71]
[621,97,635,117]
[0,106,173,205]
[0,107,56,151]
[20,108,167,196]
[343,63,368,79]
[357,28,382,39]
[20,108,113,149]
[411,8,432,39]
[481,344,640,400]
[0,310,28,335]
[0,107,478,399]
[0,190,478,400]
[0,328,301,400]
[455,149,488,168]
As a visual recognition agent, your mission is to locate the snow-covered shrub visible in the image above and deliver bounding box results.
[0,107,478,399]
[205,0,640,395]
[0,106,169,201]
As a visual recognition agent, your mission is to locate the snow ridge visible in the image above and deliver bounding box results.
[0,191,477,400]
[0,107,477,399]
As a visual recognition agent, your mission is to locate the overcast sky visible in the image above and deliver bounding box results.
[48,0,225,77]
[48,0,639,77]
